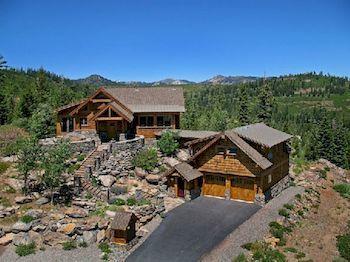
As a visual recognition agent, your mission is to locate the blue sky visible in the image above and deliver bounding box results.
[0,0,349,82]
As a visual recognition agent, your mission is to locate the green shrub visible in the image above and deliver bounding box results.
[283,203,294,210]
[295,193,302,200]
[102,253,109,261]
[297,210,304,217]
[336,234,350,260]
[62,240,77,250]
[20,215,35,223]
[269,222,292,239]
[132,148,158,171]
[295,251,306,259]
[278,208,290,218]
[127,197,137,206]
[0,162,10,174]
[137,198,151,206]
[85,192,93,199]
[157,131,179,156]
[333,184,350,199]
[277,237,286,246]
[77,154,86,162]
[241,242,253,250]
[319,169,327,179]
[233,253,248,262]
[67,163,80,174]
[98,242,112,254]
[251,243,286,262]
[78,241,88,248]
[113,198,126,206]
[15,242,36,256]
[0,196,11,207]
[324,166,330,172]
[284,247,298,253]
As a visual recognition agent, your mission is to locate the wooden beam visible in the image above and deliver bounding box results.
[92,99,111,103]
[96,117,124,121]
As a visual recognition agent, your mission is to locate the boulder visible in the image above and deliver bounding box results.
[35,197,50,205]
[13,232,32,246]
[15,196,33,204]
[12,221,32,233]
[4,178,23,191]
[98,220,109,230]
[83,231,96,244]
[99,175,116,187]
[43,231,69,246]
[146,174,161,184]
[105,210,116,218]
[57,223,76,235]
[28,231,43,248]
[163,157,180,167]
[135,167,147,178]
[50,213,65,221]
[65,207,88,218]
[96,229,106,243]
[32,224,47,232]
[176,149,190,161]
[25,209,43,219]
[0,233,14,245]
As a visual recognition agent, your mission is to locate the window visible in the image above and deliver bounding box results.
[157,115,172,127]
[205,175,225,185]
[267,174,272,184]
[80,117,88,126]
[227,146,238,155]
[139,116,154,127]
[216,146,226,154]
[268,151,273,160]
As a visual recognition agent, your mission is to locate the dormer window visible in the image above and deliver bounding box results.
[227,146,238,156]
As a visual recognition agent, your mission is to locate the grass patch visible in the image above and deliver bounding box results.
[15,242,36,256]
[284,247,298,253]
[295,251,306,259]
[0,162,10,174]
[78,241,88,248]
[336,234,350,261]
[319,169,327,179]
[283,203,294,210]
[62,240,77,250]
[295,193,302,200]
[269,221,292,239]
[20,215,35,223]
[0,196,11,207]
[127,197,137,206]
[98,242,112,254]
[77,154,86,162]
[333,184,350,199]
[249,242,286,262]
[113,198,126,206]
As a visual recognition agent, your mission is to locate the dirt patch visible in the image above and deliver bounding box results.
[280,164,350,261]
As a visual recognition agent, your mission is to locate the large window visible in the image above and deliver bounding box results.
[157,115,172,127]
[139,116,154,127]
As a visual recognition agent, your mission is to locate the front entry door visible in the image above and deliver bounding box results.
[177,178,185,197]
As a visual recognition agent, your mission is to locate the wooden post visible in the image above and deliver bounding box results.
[174,177,178,197]
[225,176,231,200]
[66,118,70,132]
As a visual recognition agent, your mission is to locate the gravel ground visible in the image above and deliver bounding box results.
[0,245,101,262]
[201,186,305,262]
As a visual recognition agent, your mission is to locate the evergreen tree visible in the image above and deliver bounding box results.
[257,83,274,124]
[237,86,250,125]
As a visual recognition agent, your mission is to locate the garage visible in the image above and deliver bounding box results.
[230,176,256,202]
[203,174,226,198]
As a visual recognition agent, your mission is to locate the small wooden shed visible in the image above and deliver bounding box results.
[110,211,137,244]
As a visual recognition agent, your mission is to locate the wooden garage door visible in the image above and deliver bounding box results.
[203,174,226,198]
[230,177,256,202]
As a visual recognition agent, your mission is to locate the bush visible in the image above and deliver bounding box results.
[113,198,126,206]
[295,251,306,259]
[241,242,253,250]
[67,163,80,174]
[283,203,294,210]
[137,198,151,206]
[132,148,158,171]
[127,197,137,206]
[0,162,10,174]
[157,131,179,156]
[284,247,297,253]
[77,154,86,162]
[20,215,35,224]
[278,208,290,218]
[28,104,56,139]
[98,242,112,254]
[269,222,292,239]
[295,193,302,200]
[15,242,36,256]
[251,242,286,262]
[333,184,350,199]
[62,241,77,250]
[233,253,248,262]
[78,241,88,248]
[319,169,327,179]
[0,125,28,157]
[336,234,350,260]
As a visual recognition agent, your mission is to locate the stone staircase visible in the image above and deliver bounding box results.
[74,144,112,201]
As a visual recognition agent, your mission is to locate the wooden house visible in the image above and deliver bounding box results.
[110,211,137,244]
[165,123,292,203]
[56,87,185,141]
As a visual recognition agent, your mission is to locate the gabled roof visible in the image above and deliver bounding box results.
[174,162,203,182]
[155,129,220,140]
[56,100,85,112]
[234,123,293,148]
[110,211,137,230]
[91,102,134,122]
[105,87,185,113]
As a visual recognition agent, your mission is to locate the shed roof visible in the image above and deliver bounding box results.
[110,211,136,230]
[105,87,185,113]
[174,162,203,182]
[234,123,292,148]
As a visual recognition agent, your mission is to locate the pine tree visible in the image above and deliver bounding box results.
[237,86,250,125]
[257,83,274,124]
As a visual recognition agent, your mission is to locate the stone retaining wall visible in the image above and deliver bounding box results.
[111,136,145,157]
[255,174,291,205]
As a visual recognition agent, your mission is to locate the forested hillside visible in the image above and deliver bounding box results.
[0,59,349,169]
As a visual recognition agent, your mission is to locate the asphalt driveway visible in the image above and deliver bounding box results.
[127,196,260,262]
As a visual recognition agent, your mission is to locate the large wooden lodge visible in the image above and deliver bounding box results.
[57,87,292,203]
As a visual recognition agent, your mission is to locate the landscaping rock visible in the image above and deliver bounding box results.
[4,178,23,191]
[43,231,69,246]
[35,197,50,205]
[50,213,65,221]
[57,223,76,235]
[176,149,190,161]
[12,221,32,233]
[83,231,96,244]
[100,175,116,187]
[15,196,33,204]
[0,233,14,246]
[13,232,32,246]
[65,207,88,218]
[32,224,47,232]
[163,157,180,167]
[98,220,109,230]
[135,167,147,178]
[0,229,4,238]
[105,210,116,218]
[25,209,44,219]
[96,229,106,243]
[146,174,161,184]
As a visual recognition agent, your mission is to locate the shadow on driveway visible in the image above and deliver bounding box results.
[127,196,260,262]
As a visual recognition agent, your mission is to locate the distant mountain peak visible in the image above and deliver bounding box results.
[73,74,117,86]
[202,75,259,85]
